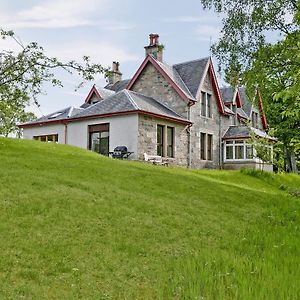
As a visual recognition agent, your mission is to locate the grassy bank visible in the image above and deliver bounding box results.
[0,137,299,299]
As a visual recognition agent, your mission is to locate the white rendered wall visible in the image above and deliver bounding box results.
[22,124,65,144]
[67,114,139,159]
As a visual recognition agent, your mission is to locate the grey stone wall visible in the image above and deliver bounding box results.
[131,63,188,118]
[251,106,264,130]
[224,161,273,172]
[132,61,263,171]
[137,115,189,167]
[189,71,227,169]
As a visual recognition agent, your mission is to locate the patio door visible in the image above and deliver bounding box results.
[89,124,109,156]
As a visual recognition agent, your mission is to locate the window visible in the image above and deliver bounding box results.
[157,125,164,156]
[157,125,174,158]
[200,91,212,118]
[252,112,259,128]
[225,140,254,161]
[167,127,174,158]
[226,142,234,159]
[235,143,244,159]
[34,134,58,143]
[200,132,206,160]
[207,134,213,160]
[200,132,213,160]
[246,145,253,159]
[89,124,109,156]
[201,92,206,117]
[207,94,212,118]
[48,112,63,119]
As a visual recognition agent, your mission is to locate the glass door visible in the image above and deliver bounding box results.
[89,124,110,156]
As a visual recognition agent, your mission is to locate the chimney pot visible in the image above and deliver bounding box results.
[149,33,159,46]
[107,61,122,85]
[112,61,120,72]
[145,33,163,62]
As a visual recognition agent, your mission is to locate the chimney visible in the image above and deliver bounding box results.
[144,34,164,62]
[107,61,122,85]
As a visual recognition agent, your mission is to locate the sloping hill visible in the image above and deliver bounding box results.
[0,137,299,299]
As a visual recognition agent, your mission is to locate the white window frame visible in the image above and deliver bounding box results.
[224,140,255,162]
[224,140,274,163]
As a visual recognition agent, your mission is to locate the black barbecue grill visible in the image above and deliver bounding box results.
[109,146,133,159]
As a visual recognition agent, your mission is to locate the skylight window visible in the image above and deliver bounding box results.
[48,112,63,119]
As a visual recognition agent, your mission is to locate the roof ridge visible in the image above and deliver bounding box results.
[47,106,72,117]
[72,91,126,118]
[173,56,210,67]
[124,89,140,110]
[67,107,74,118]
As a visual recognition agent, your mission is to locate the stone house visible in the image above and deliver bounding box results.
[19,34,275,170]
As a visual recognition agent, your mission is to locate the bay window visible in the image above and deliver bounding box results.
[224,140,253,161]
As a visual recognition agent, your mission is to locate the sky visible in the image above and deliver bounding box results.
[0,0,224,117]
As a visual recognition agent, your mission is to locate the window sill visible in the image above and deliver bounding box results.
[224,159,256,162]
[200,116,213,120]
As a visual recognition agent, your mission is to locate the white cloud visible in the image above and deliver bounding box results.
[46,40,139,66]
[0,0,133,30]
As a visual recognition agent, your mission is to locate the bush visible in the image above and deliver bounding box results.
[288,188,300,197]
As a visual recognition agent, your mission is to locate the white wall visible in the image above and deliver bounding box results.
[67,114,139,159]
[23,124,66,144]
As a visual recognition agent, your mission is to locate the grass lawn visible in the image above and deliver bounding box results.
[0,137,299,299]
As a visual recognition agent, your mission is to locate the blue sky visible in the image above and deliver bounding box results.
[0,0,224,116]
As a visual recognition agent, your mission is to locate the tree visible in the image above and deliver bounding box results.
[250,132,273,171]
[199,0,300,172]
[0,88,36,137]
[0,29,109,136]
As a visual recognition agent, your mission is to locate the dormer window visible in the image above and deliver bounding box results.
[91,99,99,105]
[200,91,212,118]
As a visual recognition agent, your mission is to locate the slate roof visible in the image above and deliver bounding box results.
[72,89,189,122]
[156,60,195,100]
[105,79,131,92]
[25,106,83,125]
[239,87,253,117]
[173,57,210,97]
[73,90,135,118]
[95,86,115,98]
[107,57,209,102]
[237,107,249,120]
[220,86,253,119]
[223,125,275,140]
[127,90,187,120]
[223,126,251,139]
[220,87,235,103]
[224,106,234,115]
